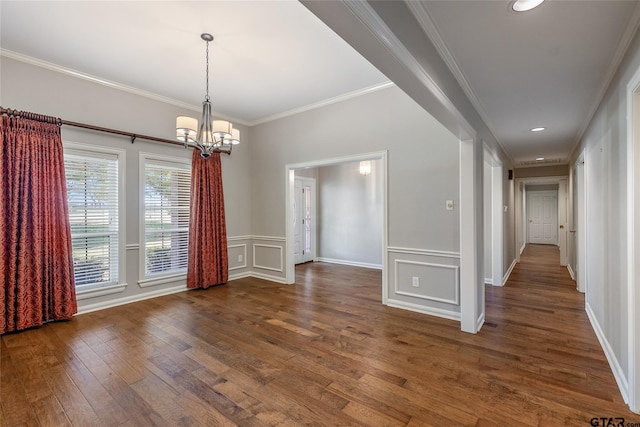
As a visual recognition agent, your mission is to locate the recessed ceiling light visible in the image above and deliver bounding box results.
[511,0,545,12]
[536,157,545,161]
[530,127,545,132]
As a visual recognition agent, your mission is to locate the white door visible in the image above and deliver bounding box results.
[527,191,558,245]
[294,177,315,264]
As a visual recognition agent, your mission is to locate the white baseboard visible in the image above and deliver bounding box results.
[385,298,460,321]
[250,271,289,284]
[585,303,629,403]
[228,271,252,281]
[316,257,382,270]
[477,312,485,331]
[520,243,526,255]
[77,284,187,315]
[567,264,576,281]
[502,258,517,286]
[484,278,493,285]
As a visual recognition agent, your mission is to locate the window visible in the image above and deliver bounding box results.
[64,145,122,288]
[141,155,191,279]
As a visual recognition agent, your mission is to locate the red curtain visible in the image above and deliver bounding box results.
[1,116,77,334]
[187,150,228,289]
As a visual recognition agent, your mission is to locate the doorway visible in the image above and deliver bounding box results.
[293,176,316,265]
[526,190,558,245]
[284,151,388,299]
[570,157,586,292]
[483,147,504,287]
[515,175,569,265]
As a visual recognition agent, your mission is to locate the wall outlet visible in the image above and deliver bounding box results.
[446,200,454,211]
[412,276,420,287]
[238,254,243,262]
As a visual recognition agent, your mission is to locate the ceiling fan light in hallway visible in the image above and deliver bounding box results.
[511,0,545,12]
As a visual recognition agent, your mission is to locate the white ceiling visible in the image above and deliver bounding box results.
[412,0,640,165]
[1,1,639,165]
[0,1,388,125]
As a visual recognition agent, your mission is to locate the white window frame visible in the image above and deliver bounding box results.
[63,141,126,297]
[139,152,192,287]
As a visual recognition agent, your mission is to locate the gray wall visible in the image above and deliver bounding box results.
[317,160,382,267]
[570,26,640,397]
[1,57,253,311]
[251,85,463,318]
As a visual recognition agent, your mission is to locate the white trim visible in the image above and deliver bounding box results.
[250,271,288,285]
[138,273,186,288]
[477,312,485,331]
[77,284,187,315]
[460,138,481,333]
[627,64,640,413]
[316,257,382,270]
[138,152,191,282]
[569,2,640,161]
[251,235,286,242]
[0,49,250,126]
[484,278,493,286]
[228,271,252,282]
[502,258,517,286]
[407,2,514,165]
[126,244,139,251]
[514,175,569,264]
[386,299,460,321]
[228,244,248,271]
[75,283,127,300]
[249,81,395,126]
[342,1,475,141]
[393,260,459,305]
[228,235,252,242]
[586,303,629,403]
[387,247,460,259]
[63,141,126,291]
[567,264,576,281]
[285,151,388,305]
[253,244,284,272]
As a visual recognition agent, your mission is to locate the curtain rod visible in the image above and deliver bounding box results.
[0,106,230,154]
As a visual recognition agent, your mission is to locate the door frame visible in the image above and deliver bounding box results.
[526,190,558,246]
[293,176,316,264]
[626,64,640,413]
[571,154,586,293]
[284,151,388,298]
[483,145,504,286]
[514,175,569,264]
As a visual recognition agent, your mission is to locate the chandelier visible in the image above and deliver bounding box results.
[176,33,239,158]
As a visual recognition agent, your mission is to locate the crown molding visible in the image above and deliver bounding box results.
[341,0,475,141]
[249,81,394,126]
[405,1,514,165]
[0,49,250,126]
[569,1,640,162]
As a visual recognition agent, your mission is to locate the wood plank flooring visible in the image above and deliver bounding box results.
[2,244,637,426]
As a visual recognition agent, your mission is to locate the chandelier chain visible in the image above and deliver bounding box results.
[205,39,210,102]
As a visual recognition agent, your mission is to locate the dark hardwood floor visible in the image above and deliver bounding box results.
[2,245,637,426]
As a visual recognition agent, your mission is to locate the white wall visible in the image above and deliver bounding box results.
[0,57,253,311]
[317,160,383,267]
[570,27,640,404]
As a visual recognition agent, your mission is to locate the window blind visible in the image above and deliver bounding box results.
[143,157,192,278]
[64,150,120,287]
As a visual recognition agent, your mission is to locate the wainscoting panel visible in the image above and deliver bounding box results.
[387,247,461,319]
[228,244,248,271]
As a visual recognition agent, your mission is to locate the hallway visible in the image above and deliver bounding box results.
[482,244,632,422]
